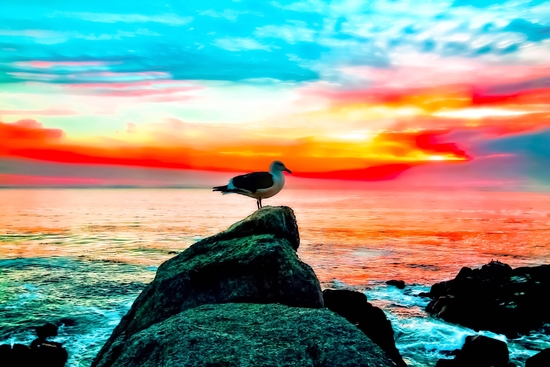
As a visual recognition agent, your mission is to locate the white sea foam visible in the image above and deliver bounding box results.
[367,284,549,366]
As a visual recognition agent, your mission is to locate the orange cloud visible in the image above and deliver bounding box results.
[1,119,470,179]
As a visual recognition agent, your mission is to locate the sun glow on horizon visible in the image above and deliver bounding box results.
[433,108,531,119]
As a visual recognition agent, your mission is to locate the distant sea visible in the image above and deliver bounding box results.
[1,188,550,366]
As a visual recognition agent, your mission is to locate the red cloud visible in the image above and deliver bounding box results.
[293,164,414,181]
[0,120,64,148]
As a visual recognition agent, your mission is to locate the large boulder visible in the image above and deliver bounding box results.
[526,348,550,367]
[0,322,68,367]
[323,289,406,367]
[435,335,512,367]
[0,342,68,367]
[426,260,550,337]
[94,303,397,367]
[386,280,405,289]
[35,323,58,339]
[93,207,324,367]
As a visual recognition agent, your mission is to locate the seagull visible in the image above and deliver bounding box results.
[213,161,292,209]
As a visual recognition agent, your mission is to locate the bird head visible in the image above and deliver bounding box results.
[270,160,292,174]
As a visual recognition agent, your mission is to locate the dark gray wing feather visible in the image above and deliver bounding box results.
[232,172,273,192]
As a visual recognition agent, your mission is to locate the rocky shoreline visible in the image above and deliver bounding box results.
[91,206,400,367]
[1,206,549,366]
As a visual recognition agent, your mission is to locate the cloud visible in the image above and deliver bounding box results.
[294,163,413,180]
[503,19,550,42]
[213,37,271,51]
[65,80,202,97]
[0,108,77,116]
[0,119,65,155]
[477,128,550,158]
[7,70,171,84]
[254,24,317,44]
[0,158,230,188]
[198,9,256,22]
[15,60,114,69]
[51,12,193,26]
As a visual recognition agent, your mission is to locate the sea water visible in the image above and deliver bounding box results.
[1,188,550,366]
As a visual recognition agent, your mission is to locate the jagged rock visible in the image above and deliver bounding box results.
[435,335,512,367]
[0,344,35,367]
[457,335,510,366]
[0,326,68,367]
[36,322,58,339]
[94,303,397,367]
[526,348,550,367]
[0,345,13,365]
[386,280,406,289]
[323,289,406,367]
[323,289,370,321]
[35,342,68,367]
[93,207,323,367]
[58,318,77,327]
[12,344,34,366]
[426,260,550,337]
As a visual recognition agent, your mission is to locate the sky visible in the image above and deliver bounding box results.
[1,0,549,189]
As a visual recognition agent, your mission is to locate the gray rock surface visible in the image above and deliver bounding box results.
[92,206,324,367]
[96,303,396,367]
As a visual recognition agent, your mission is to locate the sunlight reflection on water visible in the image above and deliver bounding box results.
[2,188,550,285]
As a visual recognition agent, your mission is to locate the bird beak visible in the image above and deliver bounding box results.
[284,168,292,174]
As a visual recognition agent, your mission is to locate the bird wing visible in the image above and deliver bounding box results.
[231,172,274,193]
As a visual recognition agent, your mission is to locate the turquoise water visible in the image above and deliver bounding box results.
[1,189,550,365]
[0,257,153,366]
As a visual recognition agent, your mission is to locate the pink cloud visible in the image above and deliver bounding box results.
[338,57,550,90]
[15,61,114,69]
[65,80,202,97]
[0,108,78,116]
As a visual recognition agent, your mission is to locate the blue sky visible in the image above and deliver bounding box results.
[2,0,549,84]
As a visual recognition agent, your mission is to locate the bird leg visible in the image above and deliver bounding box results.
[256,199,260,210]
[259,198,263,208]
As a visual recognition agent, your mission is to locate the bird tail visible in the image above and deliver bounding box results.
[212,185,229,192]
[213,185,238,195]
[213,185,247,195]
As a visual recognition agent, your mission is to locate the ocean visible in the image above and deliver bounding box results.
[1,188,550,366]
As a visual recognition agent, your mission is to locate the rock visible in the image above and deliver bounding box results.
[7,344,36,367]
[35,342,69,367]
[1,334,68,367]
[0,345,13,365]
[526,348,550,367]
[386,280,406,289]
[435,360,456,367]
[36,322,58,338]
[425,260,550,337]
[479,261,513,278]
[457,335,509,366]
[93,303,397,367]
[93,207,323,367]
[323,289,406,367]
[58,318,77,327]
[435,335,510,367]
[215,205,300,251]
[323,289,370,322]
